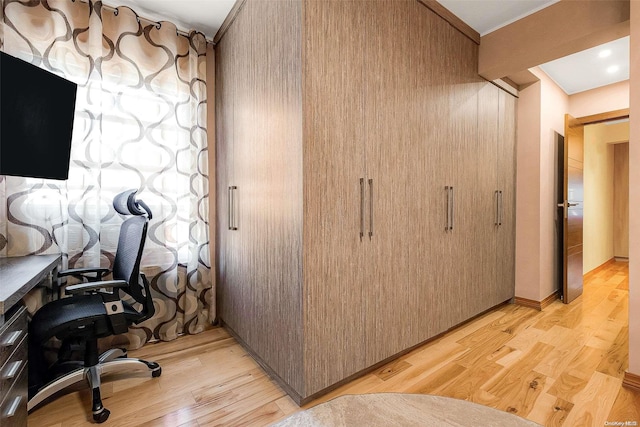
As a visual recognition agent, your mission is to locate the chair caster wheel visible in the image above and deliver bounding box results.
[152,366,162,378]
[93,408,110,423]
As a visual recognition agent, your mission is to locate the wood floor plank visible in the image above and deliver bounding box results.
[225,401,285,427]
[504,325,546,352]
[482,341,553,394]
[534,325,589,379]
[439,361,504,401]
[495,370,547,418]
[305,372,384,407]
[403,363,468,394]
[596,325,629,378]
[453,330,513,368]
[274,395,299,417]
[560,371,622,427]
[526,393,574,427]
[608,386,640,422]
[374,359,413,381]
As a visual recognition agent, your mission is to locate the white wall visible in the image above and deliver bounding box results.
[569,80,630,118]
[583,124,614,273]
[515,81,542,301]
[537,69,569,301]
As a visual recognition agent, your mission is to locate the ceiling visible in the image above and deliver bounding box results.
[437,0,629,94]
[109,0,629,95]
[539,37,630,95]
[101,0,235,40]
[437,0,559,36]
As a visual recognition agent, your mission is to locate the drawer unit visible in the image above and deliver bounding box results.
[0,307,27,368]
[0,334,27,402]
[0,362,27,427]
[0,306,28,427]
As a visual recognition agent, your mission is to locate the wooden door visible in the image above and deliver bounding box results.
[496,90,517,302]
[562,114,584,303]
[302,0,368,396]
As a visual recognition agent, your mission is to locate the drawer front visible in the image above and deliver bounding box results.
[0,307,27,369]
[0,362,27,427]
[0,334,27,402]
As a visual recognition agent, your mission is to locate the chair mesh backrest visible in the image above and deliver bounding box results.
[111,190,151,305]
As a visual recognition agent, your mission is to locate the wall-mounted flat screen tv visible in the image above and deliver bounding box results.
[0,51,78,180]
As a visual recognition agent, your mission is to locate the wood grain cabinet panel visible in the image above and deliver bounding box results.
[303,0,368,395]
[216,0,304,394]
[497,90,517,302]
[474,84,500,313]
[215,0,517,404]
[364,0,424,366]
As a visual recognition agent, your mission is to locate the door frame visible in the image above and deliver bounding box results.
[559,108,629,303]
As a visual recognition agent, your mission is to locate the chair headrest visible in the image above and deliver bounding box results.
[113,189,153,219]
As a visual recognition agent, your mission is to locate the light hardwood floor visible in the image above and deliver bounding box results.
[29,261,639,426]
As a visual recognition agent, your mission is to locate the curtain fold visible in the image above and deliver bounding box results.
[0,0,213,348]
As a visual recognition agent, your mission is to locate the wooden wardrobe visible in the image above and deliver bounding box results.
[215,0,517,404]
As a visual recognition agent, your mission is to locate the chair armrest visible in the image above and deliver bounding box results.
[58,267,110,280]
[65,280,128,295]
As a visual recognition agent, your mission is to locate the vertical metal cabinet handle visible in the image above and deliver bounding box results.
[495,190,499,226]
[368,179,374,239]
[499,190,503,226]
[228,186,233,230]
[359,178,365,240]
[233,186,238,230]
[450,187,454,231]
[445,186,450,231]
[229,186,238,231]
[3,395,22,418]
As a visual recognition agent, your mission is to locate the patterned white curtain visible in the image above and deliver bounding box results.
[0,0,213,348]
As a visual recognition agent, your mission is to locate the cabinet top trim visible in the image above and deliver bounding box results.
[213,0,247,45]
[214,0,480,47]
[416,0,480,45]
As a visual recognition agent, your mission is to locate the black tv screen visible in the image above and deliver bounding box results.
[0,51,78,180]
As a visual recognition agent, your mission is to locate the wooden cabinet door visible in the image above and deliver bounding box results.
[217,6,257,348]
[303,0,368,396]
[431,19,487,327]
[243,0,305,394]
[407,7,464,338]
[363,0,423,365]
[215,18,239,332]
[473,83,500,310]
[496,90,517,301]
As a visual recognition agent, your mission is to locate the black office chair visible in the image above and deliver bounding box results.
[28,189,161,423]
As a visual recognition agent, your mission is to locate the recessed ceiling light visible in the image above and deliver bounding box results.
[607,65,620,73]
[599,49,612,58]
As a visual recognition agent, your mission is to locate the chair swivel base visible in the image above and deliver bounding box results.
[28,352,161,423]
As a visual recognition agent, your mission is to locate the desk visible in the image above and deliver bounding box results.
[0,254,60,425]
[0,254,61,325]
